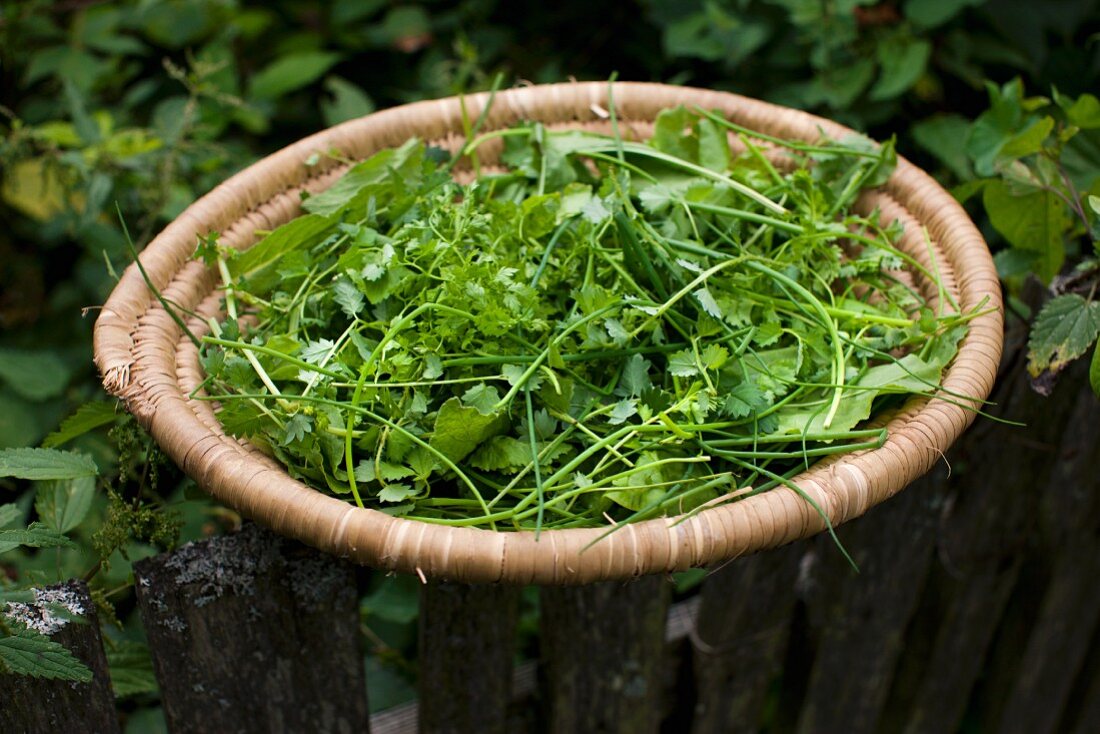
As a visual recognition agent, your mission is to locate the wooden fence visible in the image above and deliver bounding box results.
[3,344,1099,734]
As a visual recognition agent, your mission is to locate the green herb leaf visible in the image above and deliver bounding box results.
[428,398,506,463]
[41,402,119,449]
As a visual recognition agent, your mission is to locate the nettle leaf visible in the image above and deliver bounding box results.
[1028,294,1100,377]
[0,627,92,682]
[35,476,95,534]
[668,350,699,377]
[621,354,652,396]
[0,522,77,555]
[41,402,119,449]
[0,448,98,480]
[428,398,507,462]
[106,641,157,698]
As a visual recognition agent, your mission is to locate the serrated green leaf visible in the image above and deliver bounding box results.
[377,483,416,503]
[0,627,92,682]
[229,214,333,279]
[461,384,501,415]
[607,399,638,425]
[106,640,158,698]
[621,354,652,397]
[333,277,365,319]
[41,402,119,449]
[1027,294,1100,377]
[469,436,531,472]
[35,476,95,534]
[0,448,98,480]
[0,523,77,554]
[668,350,699,377]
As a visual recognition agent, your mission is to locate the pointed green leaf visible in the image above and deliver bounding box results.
[0,448,98,480]
[1027,294,1100,377]
[0,627,92,682]
[35,476,95,533]
[41,401,119,449]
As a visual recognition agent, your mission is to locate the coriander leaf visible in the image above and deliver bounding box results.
[462,384,501,415]
[428,398,507,462]
[701,344,729,370]
[281,414,313,446]
[694,288,722,319]
[722,381,768,419]
[668,350,699,377]
[608,399,638,425]
[333,277,365,319]
[423,354,443,380]
[300,339,336,365]
[621,354,652,396]
[1027,294,1100,377]
[378,483,417,503]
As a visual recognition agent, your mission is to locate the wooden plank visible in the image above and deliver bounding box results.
[0,579,119,733]
[690,542,804,733]
[901,356,1081,734]
[996,381,1100,734]
[370,596,700,734]
[417,581,519,734]
[133,523,368,734]
[539,575,671,734]
[795,466,946,734]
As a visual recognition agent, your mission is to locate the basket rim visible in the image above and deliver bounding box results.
[93,81,1003,584]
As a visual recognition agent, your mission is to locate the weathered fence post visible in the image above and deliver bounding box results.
[0,579,119,733]
[417,581,520,734]
[539,575,671,734]
[795,465,948,734]
[133,523,369,734]
[690,542,804,733]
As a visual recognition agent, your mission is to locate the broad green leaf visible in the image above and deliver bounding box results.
[0,627,92,682]
[982,180,1068,283]
[320,76,376,127]
[229,214,333,278]
[697,118,731,172]
[0,448,98,480]
[41,401,119,448]
[999,116,1055,159]
[1027,294,1100,377]
[35,476,95,533]
[904,0,983,28]
[1091,341,1100,399]
[0,348,72,401]
[469,436,531,472]
[0,503,20,528]
[1055,91,1100,129]
[249,52,341,101]
[428,398,507,462]
[106,641,158,698]
[301,138,423,218]
[773,354,943,437]
[910,114,975,181]
[870,37,931,101]
[0,523,77,555]
[377,483,416,503]
[967,79,1029,177]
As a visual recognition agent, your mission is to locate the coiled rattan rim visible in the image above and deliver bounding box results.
[94,82,1002,584]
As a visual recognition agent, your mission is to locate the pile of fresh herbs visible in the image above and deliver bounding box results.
[195,106,973,533]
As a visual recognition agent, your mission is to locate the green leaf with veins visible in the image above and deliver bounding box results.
[1028,294,1100,378]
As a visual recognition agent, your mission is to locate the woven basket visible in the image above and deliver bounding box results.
[94,82,1002,584]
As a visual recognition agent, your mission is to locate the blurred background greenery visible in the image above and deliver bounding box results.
[1,0,1098,727]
